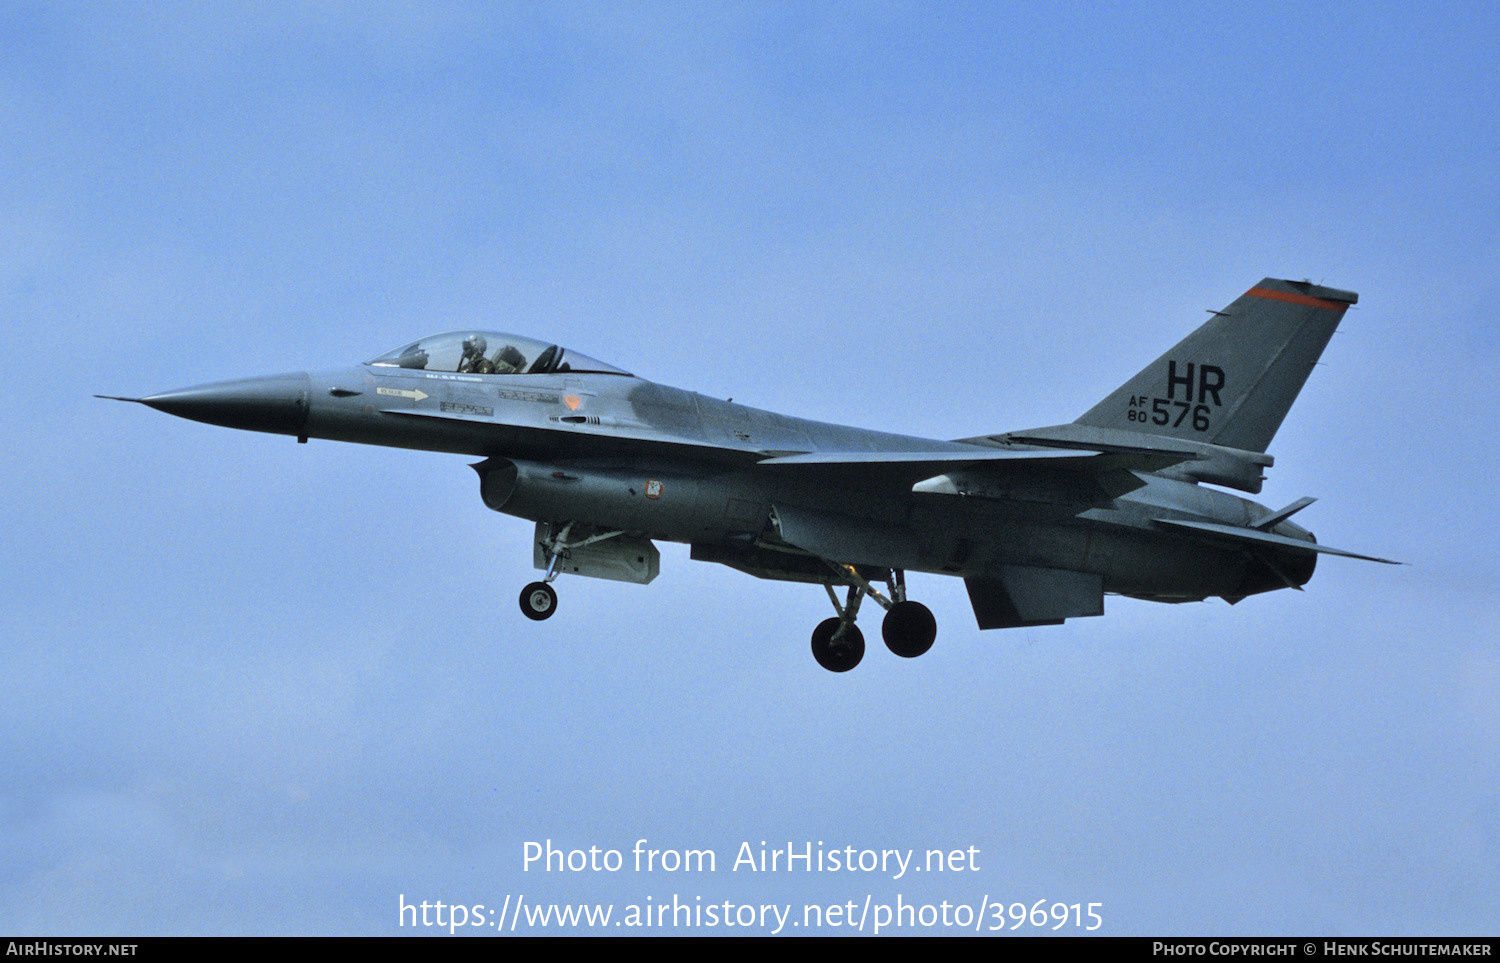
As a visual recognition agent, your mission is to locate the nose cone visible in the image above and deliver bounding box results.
[140,373,312,437]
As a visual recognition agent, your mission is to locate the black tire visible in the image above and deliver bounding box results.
[882,600,936,658]
[519,581,558,621]
[810,617,865,672]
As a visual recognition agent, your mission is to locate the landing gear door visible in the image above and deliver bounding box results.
[533,522,660,584]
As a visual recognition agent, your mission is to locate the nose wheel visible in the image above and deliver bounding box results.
[519,581,558,620]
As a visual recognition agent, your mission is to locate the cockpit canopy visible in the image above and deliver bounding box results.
[367,331,630,377]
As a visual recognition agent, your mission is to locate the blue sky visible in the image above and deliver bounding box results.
[2,1,1497,935]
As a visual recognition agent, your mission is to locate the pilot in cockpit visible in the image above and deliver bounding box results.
[370,331,625,377]
[459,334,529,375]
[458,334,490,373]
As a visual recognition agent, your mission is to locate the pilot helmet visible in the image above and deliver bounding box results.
[461,333,488,361]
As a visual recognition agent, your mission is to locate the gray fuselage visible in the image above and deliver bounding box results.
[279,362,1312,604]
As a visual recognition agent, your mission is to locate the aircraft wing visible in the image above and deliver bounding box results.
[1152,518,1401,564]
[755,449,1094,467]
[755,446,1197,493]
[381,406,1201,495]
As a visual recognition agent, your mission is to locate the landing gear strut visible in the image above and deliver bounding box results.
[874,568,934,657]
[809,566,937,671]
[516,521,627,622]
[811,585,867,672]
[517,522,572,621]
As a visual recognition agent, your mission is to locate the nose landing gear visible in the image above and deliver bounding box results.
[516,522,573,621]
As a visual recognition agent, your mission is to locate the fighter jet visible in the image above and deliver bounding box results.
[101,277,1397,671]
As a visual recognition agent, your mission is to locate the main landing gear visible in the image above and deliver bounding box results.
[810,566,936,672]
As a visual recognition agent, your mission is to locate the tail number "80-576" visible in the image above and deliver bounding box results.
[1127,398,1211,431]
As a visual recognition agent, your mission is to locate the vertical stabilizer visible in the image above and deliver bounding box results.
[1074,278,1357,453]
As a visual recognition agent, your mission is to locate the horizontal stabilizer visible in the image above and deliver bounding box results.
[1153,518,1400,564]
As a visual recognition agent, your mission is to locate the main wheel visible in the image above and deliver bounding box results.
[882,600,936,658]
[810,617,865,672]
[519,581,558,621]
